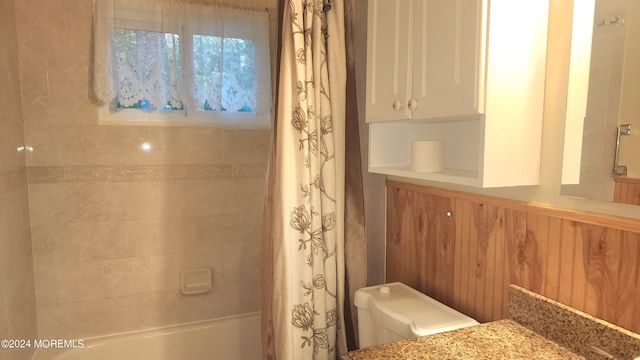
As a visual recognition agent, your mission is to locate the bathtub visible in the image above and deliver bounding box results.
[31,312,261,360]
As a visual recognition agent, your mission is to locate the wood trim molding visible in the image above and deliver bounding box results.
[386,180,640,233]
[614,177,640,185]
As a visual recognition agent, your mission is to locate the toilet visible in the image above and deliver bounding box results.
[355,282,479,348]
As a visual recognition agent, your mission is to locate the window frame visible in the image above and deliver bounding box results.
[97,2,272,128]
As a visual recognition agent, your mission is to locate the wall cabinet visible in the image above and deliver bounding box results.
[366,0,549,187]
[366,0,482,122]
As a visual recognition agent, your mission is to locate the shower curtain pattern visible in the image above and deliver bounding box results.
[272,0,346,358]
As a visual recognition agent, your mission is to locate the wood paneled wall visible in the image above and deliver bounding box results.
[614,177,640,205]
[386,181,640,334]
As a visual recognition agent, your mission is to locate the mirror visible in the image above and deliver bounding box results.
[561,0,640,205]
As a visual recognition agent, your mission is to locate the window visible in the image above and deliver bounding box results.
[93,0,272,127]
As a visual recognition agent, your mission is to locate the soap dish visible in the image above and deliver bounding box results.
[181,267,212,295]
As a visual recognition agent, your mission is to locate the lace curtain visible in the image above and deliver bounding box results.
[93,0,270,115]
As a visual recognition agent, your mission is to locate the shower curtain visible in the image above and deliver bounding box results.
[262,0,366,359]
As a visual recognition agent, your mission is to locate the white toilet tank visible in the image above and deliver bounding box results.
[355,282,479,349]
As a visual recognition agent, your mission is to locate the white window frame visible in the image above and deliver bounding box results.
[97,1,272,128]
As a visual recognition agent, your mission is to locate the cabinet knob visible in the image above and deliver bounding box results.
[408,98,418,110]
[392,100,403,111]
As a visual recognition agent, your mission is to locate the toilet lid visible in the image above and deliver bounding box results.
[362,283,479,337]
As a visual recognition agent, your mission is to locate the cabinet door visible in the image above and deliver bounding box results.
[365,0,412,122]
[410,0,484,120]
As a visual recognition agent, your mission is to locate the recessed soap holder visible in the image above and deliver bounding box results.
[181,267,212,295]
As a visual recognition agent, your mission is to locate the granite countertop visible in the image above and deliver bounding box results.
[342,319,584,360]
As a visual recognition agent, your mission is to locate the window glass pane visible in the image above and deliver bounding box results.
[222,38,256,112]
[193,34,223,111]
[192,35,256,113]
[114,29,182,110]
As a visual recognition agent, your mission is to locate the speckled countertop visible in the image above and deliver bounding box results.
[344,285,640,360]
[342,319,584,360]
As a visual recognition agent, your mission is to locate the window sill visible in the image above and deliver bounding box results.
[98,106,272,129]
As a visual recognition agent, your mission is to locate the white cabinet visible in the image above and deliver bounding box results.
[366,0,482,122]
[366,0,549,187]
[365,0,411,122]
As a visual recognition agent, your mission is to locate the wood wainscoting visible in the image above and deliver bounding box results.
[386,180,640,334]
[614,177,640,205]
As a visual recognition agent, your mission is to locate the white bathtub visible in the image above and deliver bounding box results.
[31,312,261,360]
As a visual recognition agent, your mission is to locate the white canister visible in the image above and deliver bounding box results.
[411,141,444,172]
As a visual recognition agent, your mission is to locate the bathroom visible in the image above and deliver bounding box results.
[1,0,640,360]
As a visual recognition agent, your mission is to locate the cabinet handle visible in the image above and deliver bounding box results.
[408,99,418,110]
[392,100,403,111]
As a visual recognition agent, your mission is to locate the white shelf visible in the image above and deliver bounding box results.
[368,120,482,185]
[369,166,480,187]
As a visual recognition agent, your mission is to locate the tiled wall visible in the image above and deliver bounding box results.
[15,0,273,339]
[0,0,38,359]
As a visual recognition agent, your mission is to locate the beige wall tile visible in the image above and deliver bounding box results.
[14,0,52,59]
[15,63,44,147]
[163,126,223,165]
[221,178,266,219]
[110,166,156,181]
[28,182,108,226]
[136,290,226,329]
[35,302,75,339]
[223,234,260,287]
[33,262,106,305]
[0,273,9,339]
[0,124,26,172]
[0,347,34,360]
[101,182,165,220]
[0,0,37,357]
[64,167,113,182]
[192,215,240,252]
[23,122,63,166]
[0,185,31,256]
[0,6,25,173]
[31,224,95,266]
[47,60,97,124]
[72,296,140,338]
[37,296,140,339]
[26,167,65,184]
[137,291,203,329]
[0,80,24,168]
[43,0,92,63]
[31,222,143,266]
[5,281,37,339]
[103,257,169,297]
[1,226,34,295]
[98,126,165,165]
[232,164,268,179]
[222,129,272,164]
[31,218,233,268]
[143,218,208,255]
[17,59,49,125]
[24,122,99,167]
[222,278,261,315]
[155,165,231,181]
[159,180,226,219]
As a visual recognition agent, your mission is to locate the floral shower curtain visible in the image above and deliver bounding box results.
[262,0,364,359]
